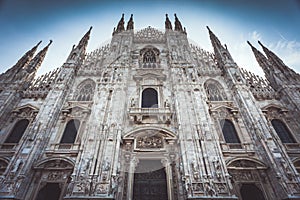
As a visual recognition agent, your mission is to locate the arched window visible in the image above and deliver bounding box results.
[220,119,240,143]
[75,80,95,101]
[142,88,158,108]
[5,119,29,143]
[60,119,80,144]
[271,119,296,143]
[143,50,156,63]
[240,184,266,200]
[204,81,225,101]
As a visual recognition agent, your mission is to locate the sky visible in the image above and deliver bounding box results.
[0,0,300,77]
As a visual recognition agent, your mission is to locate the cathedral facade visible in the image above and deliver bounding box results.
[0,14,299,200]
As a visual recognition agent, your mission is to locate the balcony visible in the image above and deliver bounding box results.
[220,142,255,156]
[45,143,80,156]
[0,143,17,155]
[128,107,172,124]
[285,143,300,154]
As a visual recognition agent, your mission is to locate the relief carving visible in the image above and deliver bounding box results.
[136,135,163,149]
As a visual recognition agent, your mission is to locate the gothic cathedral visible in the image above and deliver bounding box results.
[0,14,300,200]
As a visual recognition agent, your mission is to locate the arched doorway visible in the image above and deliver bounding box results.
[133,160,168,200]
[35,183,61,200]
[227,159,272,199]
[240,183,266,200]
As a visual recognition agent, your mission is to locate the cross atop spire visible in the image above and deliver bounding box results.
[165,14,172,30]
[174,13,183,32]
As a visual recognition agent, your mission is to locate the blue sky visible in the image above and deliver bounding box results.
[0,0,300,76]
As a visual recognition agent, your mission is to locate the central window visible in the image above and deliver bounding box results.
[142,88,158,108]
[143,50,156,63]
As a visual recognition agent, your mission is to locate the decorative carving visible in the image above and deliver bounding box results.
[136,135,163,149]
[95,183,108,194]
[47,171,64,181]
[134,26,165,43]
[240,68,276,100]
[230,170,254,182]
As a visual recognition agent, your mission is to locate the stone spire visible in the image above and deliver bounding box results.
[66,27,92,65]
[126,14,134,30]
[165,14,172,30]
[247,41,279,88]
[207,26,234,68]
[116,13,125,33]
[26,40,52,74]
[174,13,183,32]
[247,41,272,74]
[257,40,300,84]
[0,41,42,82]
[77,26,92,51]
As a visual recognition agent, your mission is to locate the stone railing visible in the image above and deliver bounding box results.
[128,107,172,124]
[45,143,80,156]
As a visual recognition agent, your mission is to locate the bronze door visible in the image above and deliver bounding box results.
[133,167,168,200]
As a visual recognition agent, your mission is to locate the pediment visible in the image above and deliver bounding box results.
[34,157,75,170]
[133,69,166,81]
[209,103,238,113]
[227,158,267,169]
[261,104,288,113]
[12,104,39,114]
[123,127,176,140]
[62,104,91,114]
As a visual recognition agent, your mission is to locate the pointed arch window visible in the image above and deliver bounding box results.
[220,119,240,144]
[142,88,158,108]
[60,119,80,144]
[5,119,29,144]
[75,80,95,101]
[143,50,156,63]
[271,119,296,143]
[204,81,225,101]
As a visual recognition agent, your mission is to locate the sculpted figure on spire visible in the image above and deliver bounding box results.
[174,13,183,32]
[126,14,134,30]
[165,14,172,30]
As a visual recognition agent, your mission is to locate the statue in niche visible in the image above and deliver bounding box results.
[103,157,111,171]
[130,98,135,107]
[205,181,216,196]
[164,99,170,108]
[12,158,23,174]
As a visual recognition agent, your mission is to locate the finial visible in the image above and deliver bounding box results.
[206,26,211,31]
[258,40,265,47]
[247,41,253,47]
[126,14,134,30]
[89,26,93,31]
[48,40,53,46]
[174,13,183,32]
[122,13,124,18]
[165,13,172,30]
